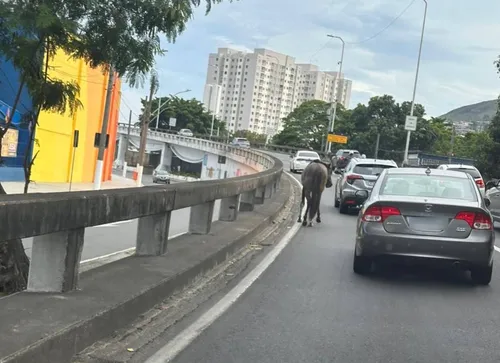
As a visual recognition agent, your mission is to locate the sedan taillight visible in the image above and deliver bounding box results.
[475,178,485,188]
[455,211,492,230]
[346,174,363,185]
[362,206,401,222]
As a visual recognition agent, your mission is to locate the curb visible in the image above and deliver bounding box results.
[1,174,298,363]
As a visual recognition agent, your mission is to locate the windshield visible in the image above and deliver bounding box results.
[297,152,319,159]
[353,164,395,176]
[156,165,169,172]
[448,168,481,179]
[380,174,477,201]
[236,138,249,143]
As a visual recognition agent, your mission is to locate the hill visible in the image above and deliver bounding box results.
[441,99,498,122]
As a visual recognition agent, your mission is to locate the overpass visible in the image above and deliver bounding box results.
[115,125,264,181]
[0,130,297,363]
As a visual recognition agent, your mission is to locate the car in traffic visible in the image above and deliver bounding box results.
[231,137,251,148]
[352,167,494,285]
[334,158,398,214]
[289,150,321,173]
[178,129,194,137]
[437,164,485,196]
[152,164,171,184]
[486,179,500,223]
[331,149,360,170]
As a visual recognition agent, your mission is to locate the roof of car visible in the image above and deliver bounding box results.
[351,158,397,166]
[297,150,319,153]
[386,167,470,178]
[440,164,478,170]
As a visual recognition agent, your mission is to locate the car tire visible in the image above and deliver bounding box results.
[471,265,493,285]
[353,252,372,275]
[339,200,348,214]
[152,179,157,183]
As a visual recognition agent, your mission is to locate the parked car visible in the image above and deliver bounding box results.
[437,164,485,196]
[178,129,194,137]
[152,164,171,184]
[231,137,251,148]
[334,158,398,213]
[352,167,494,285]
[289,150,321,173]
[331,149,360,170]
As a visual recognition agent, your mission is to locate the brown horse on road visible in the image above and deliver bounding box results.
[297,160,333,227]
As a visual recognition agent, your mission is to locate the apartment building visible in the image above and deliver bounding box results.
[203,48,352,135]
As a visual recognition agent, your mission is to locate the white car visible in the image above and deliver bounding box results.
[231,137,251,148]
[437,164,485,196]
[178,129,194,137]
[289,150,321,173]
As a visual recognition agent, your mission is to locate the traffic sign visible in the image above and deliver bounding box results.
[405,115,417,131]
[169,117,176,127]
[327,133,348,144]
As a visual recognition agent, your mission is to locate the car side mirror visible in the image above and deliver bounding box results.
[354,190,369,203]
[484,197,491,208]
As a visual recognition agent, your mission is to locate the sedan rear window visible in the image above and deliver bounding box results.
[353,164,395,176]
[448,168,481,179]
[380,174,477,201]
[297,152,320,159]
[342,151,360,157]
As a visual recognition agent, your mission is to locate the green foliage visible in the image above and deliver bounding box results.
[144,96,225,135]
[273,100,333,150]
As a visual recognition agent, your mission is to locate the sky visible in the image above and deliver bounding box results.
[119,0,500,124]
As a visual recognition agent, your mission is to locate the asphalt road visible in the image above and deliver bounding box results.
[164,162,500,363]
[22,173,221,261]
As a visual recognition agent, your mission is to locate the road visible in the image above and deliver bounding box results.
[22,172,221,261]
[151,163,500,363]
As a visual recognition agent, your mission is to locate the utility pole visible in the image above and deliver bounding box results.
[93,67,114,190]
[155,97,162,130]
[374,133,380,159]
[125,110,132,159]
[403,0,428,165]
[325,34,345,154]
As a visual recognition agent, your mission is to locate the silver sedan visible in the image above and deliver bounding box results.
[352,167,495,285]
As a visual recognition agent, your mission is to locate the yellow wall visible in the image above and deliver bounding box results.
[31,50,121,183]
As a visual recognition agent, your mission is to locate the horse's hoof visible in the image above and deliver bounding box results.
[316,217,321,223]
[297,218,302,223]
[307,222,313,227]
[302,220,307,227]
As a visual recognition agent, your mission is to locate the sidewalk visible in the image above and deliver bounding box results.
[2,174,138,194]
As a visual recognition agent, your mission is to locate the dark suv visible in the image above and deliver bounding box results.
[332,149,360,170]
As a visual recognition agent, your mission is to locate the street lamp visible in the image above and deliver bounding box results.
[153,89,191,129]
[325,34,345,153]
[403,0,428,165]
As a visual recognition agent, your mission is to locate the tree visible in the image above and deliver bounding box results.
[273,100,332,150]
[144,96,225,135]
[0,0,228,294]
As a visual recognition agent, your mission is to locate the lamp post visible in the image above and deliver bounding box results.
[325,34,345,153]
[403,0,428,165]
[153,89,191,129]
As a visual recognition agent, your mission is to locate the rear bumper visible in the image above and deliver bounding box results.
[356,225,494,267]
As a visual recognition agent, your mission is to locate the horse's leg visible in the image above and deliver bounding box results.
[297,187,305,223]
[308,192,319,227]
[302,194,309,226]
[316,192,323,223]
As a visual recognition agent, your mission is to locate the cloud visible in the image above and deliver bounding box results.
[120,0,500,121]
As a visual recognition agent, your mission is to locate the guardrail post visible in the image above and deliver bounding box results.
[240,190,256,211]
[27,228,85,292]
[136,212,171,256]
[189,201,215,234]
[219,195,240,221]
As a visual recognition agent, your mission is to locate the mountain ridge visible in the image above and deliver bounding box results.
[441,99,498,122]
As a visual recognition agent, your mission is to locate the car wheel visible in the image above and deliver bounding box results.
[339,200,348,214]
[471,265,493,285]
[152,179,157,183]
[353,252,372,275]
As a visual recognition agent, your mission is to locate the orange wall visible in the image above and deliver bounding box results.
[31,49,121,184]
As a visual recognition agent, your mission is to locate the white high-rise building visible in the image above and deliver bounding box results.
[203,47,352,136]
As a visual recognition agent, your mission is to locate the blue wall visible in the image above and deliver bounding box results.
[0,57,33,181]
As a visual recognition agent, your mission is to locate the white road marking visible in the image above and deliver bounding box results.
[80,232,187,265]
[144,172,304,363]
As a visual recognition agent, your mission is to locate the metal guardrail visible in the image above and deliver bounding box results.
[1,130,283,293]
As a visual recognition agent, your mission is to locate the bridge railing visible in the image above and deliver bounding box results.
[2,132,282,294]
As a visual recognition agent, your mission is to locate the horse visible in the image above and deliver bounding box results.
[297,159,333,227]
